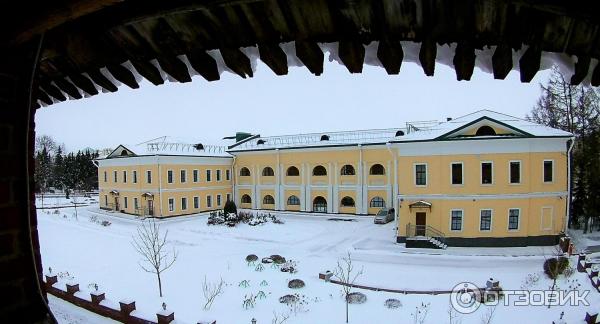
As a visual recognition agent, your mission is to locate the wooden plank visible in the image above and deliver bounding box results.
[68,73,99,96]
[419,39,436,76]
[519,45,541,82]
[258,43,288,76]
[592,62,600,87]
[220,48,253,78]
[570,55,590,85]
[131,60,165,86]
[492,43,513,80]
[377,40,403,75]
[39,82,66,102]
[53,77,83,99]
[157,57,192,83]
[295,40,324,76]
[106,64,140,89]
[453,42,475,81]
[338,40,365,73]
[87,69,118,92]
[36,89,53,106]
[187,50,220,81]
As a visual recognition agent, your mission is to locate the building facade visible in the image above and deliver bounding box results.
[97,110,572,247]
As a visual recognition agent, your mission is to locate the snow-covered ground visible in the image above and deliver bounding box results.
[39,202,599,324]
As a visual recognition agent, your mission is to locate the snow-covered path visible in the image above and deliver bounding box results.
[39,206,599,324]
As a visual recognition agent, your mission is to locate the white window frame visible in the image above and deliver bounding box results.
[146,170,152,184]
[449,209,463,232]
[181,197,187,211]
[543,159,554,183]
[479,209,493,232]
[508,160,521,185]
[480,161,494,185]
[133,170,137,184]
[206,169,212,182]
[450,162,464,186]
[413,163,428,187]
[541,206,554,231]
[167,170,174,184]
[193,169,199,183]
[226,169,231,181]
[508,208,520,231]
[206,195,212,208]
[113,170,118,183]
[217,194,222,206]
[168,198,174,212]
[123,170,127,183]
[180,169,187,183]
[193,196,199,209]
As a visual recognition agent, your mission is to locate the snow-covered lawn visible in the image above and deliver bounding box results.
[39,205,599,324]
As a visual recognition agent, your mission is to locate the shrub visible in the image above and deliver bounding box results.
[384,298,402,309]
[346,292,367,304]
[270,255,286,264]
[279,294,298,305]
[543,257,569,279]
[245,254,258,263]
[223,200,237,215]
[288,279,305,289]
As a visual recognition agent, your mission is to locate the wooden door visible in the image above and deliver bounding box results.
[415,212,426,236]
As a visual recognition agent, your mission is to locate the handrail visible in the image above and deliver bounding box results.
[406,223,446,245]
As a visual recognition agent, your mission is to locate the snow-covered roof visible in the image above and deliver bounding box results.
[391,109,572,142]
[103,136,231,158]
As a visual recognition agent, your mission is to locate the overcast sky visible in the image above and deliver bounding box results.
[35,58,551,152]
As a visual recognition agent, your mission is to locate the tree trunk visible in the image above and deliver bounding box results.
[345,298,348,323]
[158,272,163,297]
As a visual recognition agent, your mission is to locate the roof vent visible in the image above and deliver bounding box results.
[193,143,204,150]
[446,117,453,121]
[257,139,266,145]
[395,130,405,137]
[320,135,330,141]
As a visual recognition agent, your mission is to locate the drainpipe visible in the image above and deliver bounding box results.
[386,143,398,218]
[157,155,163,217]
[231,154,237,202]
[565,137,575,233]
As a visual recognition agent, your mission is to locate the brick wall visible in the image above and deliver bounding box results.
[0,40,48,321]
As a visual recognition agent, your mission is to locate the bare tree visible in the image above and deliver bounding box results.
[271,311,290,324]
[480,304,498,324]
[131,219,178,297]
[202,275,225,310]
[448,300,462,324]
[333,252,364,323]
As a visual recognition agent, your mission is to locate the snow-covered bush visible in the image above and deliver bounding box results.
[208,210,281,226]
[280,260,297,273]
[346,292,367,304]
[384,298,402,309]
[288,279,305,289]
[279,294,297,305]
[270,255,286,264]
[245,254,258,265]
[544,257,569,279]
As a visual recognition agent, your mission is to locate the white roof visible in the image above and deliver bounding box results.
[104,136,232,158]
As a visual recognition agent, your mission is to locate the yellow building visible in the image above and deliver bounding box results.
[96,138,233,217]
[97,110,573,247]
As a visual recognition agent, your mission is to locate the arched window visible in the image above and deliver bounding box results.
[263,195,275,205]
[241,194,252,204]
[120,150,128,156]
[369,164,385,175]
[475,125,496,136]
[340,164,355,175]
[262,167,274,176]
[286,166,299,176]
[370,196,386,208]
[313,196,327,213]
[257,139,266,145]
[395,130,405,137]
[239,167,251,176]
[313,165,327,176]
[320,134,330,141]
[340,196,355,207]
[287,195,300,205]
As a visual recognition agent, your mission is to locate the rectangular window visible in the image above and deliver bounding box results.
[481,162,493,184]
[113,170,118,182]
[509,161,521,184]
[508,209,520,230]
[480,209,492,231]
[104,171,107,182]
[193,169,199,182]
[206,170,212,182]
[217,194,222,206]
[226,169,231,181]
[133,170,137,183]
[146,170,152,184]
[543,160,553,182]
[180,169,187,183]
[194,196,199,209]
[451,163,463,185]
[104,195,108,206]
[124,197,128,209]
[168,198,174,212]
[134,198,139,209]
[216,170,221,181]
[206,195,212,208]
[451,210,463,231]
[181,197,187,210]
[415,164,427,186]
[123,171,127,183]
[226,193,231,202]
[167,170,173,184]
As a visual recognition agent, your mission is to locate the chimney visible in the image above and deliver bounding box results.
[446,117,452,121]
